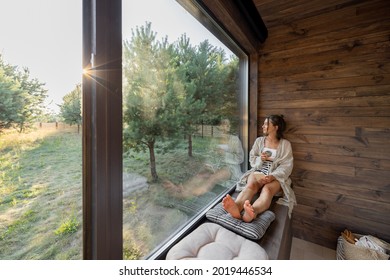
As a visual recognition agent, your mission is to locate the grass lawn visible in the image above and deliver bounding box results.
[0,124,224,259]
[0,125,82,259]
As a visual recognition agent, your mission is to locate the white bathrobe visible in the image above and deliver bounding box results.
[235,136,297,217]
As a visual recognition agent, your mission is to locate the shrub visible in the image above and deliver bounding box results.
[54,217,79,236]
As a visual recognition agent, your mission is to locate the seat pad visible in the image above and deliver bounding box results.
[166,222,269,260]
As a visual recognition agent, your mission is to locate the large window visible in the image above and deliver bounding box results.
[121,0,248,259]
[1,0,248,260]
[0,0,249,260]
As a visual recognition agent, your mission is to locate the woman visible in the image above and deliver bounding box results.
[163,118,244,197]
[209,118,244,182]
[222,115,296,222]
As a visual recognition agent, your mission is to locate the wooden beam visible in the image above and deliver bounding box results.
[199,0,261,53]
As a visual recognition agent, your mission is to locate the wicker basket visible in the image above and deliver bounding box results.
[337,233,390,260]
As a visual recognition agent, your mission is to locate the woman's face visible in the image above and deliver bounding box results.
[262,118,277,136]
[221,120,231,133]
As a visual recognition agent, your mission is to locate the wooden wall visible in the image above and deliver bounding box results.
[255,0,390,249]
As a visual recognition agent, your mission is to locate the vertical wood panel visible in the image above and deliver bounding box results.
[257,0,390,248]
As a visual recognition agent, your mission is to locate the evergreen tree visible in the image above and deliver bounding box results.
[122,23,240,180]
[174,35,205,156]
[123,22,180,181]
[174,38,231,155]
[217,56,240,129]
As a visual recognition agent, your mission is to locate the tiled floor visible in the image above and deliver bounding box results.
[290,237,336,260]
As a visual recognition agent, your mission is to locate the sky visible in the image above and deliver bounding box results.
[0,0,232,114]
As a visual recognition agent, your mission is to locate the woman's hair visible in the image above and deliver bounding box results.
[220,118,230,126]
[266,114,286,140]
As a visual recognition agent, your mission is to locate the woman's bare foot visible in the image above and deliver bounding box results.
[222,194,241,219]
[242,200,256,223]
[163,180,182,193]
[162,180,185,198]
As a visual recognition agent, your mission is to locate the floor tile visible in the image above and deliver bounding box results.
[290,237,336,260]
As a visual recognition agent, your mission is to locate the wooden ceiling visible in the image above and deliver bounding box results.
[253,0,364,28]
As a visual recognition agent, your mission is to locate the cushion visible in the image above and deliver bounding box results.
[166,223,268,260]
[206,203,275,240]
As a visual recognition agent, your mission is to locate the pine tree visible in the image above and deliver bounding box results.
[123,22,180,181]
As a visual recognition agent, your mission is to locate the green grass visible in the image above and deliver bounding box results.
[0,126,82,259]
[0,126,225,260]
[122,137,214,258]
[54,215,80,236]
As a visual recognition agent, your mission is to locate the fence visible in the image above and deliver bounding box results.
[35,122,80,132]
[35,122,223,137]
[194,124,224,138]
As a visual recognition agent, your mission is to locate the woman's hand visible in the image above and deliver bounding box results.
[260,175,275,184]
[260,152,268,161]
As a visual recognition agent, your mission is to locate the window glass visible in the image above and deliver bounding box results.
[122,0,247,259]
[0,0,82,259]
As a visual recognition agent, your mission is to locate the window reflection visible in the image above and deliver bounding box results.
[122,0,244,259]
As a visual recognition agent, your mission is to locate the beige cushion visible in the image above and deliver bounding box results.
[166,223,269,260]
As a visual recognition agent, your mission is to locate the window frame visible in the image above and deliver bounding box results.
[82,0,123,260]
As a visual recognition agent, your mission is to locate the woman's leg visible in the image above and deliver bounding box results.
[242,180,281,222]
[164,168,231,198]
[222,172,263,218]
[191,168,231,196]
[234,172,263,206]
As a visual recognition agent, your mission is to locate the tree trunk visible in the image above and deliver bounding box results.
[148,141,158,182]
[188,134,193,157]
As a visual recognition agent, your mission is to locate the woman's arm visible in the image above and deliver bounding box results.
[224,135,244,165]
[249,137,264,169]
[270,139,294,182]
